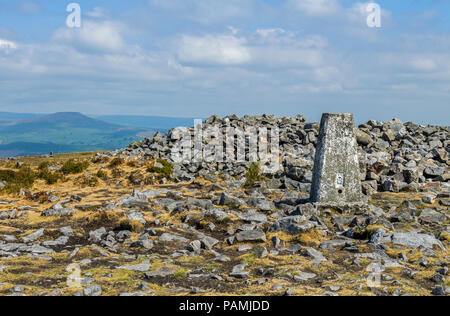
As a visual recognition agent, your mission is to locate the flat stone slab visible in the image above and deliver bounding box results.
[118,264,151,272]
[144,267,176,278]
[370,229,445,251]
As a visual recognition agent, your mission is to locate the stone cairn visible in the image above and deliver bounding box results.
[114,113,449,197]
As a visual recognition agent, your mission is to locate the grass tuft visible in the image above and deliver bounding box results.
[243,162,264,188]
[148,159,173,180]
[108,158,124,168]
[0,167,36,193]
[61,159,89,175]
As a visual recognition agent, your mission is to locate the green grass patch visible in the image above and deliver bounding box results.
[243,162,264,188]
[148,159,173,179]
[0,166,36,193]
[60,159,89,175]
[108,158,124,168]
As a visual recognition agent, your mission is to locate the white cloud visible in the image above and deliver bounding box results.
[254,29,328,49]
[52,20,125,53]
[177,35,251,65]
[286,83,343,93]
[288,0,341,16]
[0,39,18,52]
[256,28,286,38]
[410,58,437,72]
[86,7,108,19]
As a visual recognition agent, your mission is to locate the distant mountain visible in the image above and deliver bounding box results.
[0,112,155,157]
[94,115,197,132]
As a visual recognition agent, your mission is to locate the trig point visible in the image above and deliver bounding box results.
[310,113,364,207]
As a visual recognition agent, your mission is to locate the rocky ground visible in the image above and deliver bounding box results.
[0,115,448,296]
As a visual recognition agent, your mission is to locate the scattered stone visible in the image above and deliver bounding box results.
[159,233,189,243]
[118,264,151,272]
[60,226,74,237]
[294,271,316,282]
[230,263,249,279]
[252,245,268,258]
[145,267,176,279]
[89,227,107,243]
[83,285,102,297]
[303,248,327,265]
[370,229,445,251]
[235,229,266,243]
[431,286,450,296]
[22,229,45,243]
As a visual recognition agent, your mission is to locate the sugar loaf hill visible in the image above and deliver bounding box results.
[0,113,448,297]
[0,112,155,157]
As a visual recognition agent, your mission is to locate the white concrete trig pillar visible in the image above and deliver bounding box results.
[310,113,364,206]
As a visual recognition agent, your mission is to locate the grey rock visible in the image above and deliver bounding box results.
[272,236,281,248]
[294,271,316,281]
[118,264,151,272]
[303,248,327,265]
[22,228,45,243]
[370,229,445,251]
[188,240,202,252]
[238,212,267,223]
[235,229,266,243]
[418,257,428,267]
[89,227,107,243]
[145,266,176,278]
[419,209,446,225]
[127,211,146,224]
[431,273,445,284]
[159,233,189,243]
[431,286,450,296]
[42,203,76,217]
[42,236,69,247]
[119,290,152,297]
[238,245,252,252]
[200,236,219,250]
[203,208,229,221]
[60,226,74,237]
[424,166,445,178]
[284,289,296,296]
[219,192,245,207]
[130,239,154,250]
[247,192,273,211]
[421,195,436,204]
[83,285,102,297]
[252,245,268,258]
[440,199,450,207]
[230,263,249,278]
[271,216,314,235]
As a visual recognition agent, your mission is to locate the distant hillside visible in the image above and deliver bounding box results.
[0,112,155,157]
[95,115,197,131]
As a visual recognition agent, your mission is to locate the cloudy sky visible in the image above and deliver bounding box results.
[0,0,449,124]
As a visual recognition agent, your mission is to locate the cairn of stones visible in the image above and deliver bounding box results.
[116,114,449,198]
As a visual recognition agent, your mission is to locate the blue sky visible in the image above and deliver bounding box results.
[0,0,449,124]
